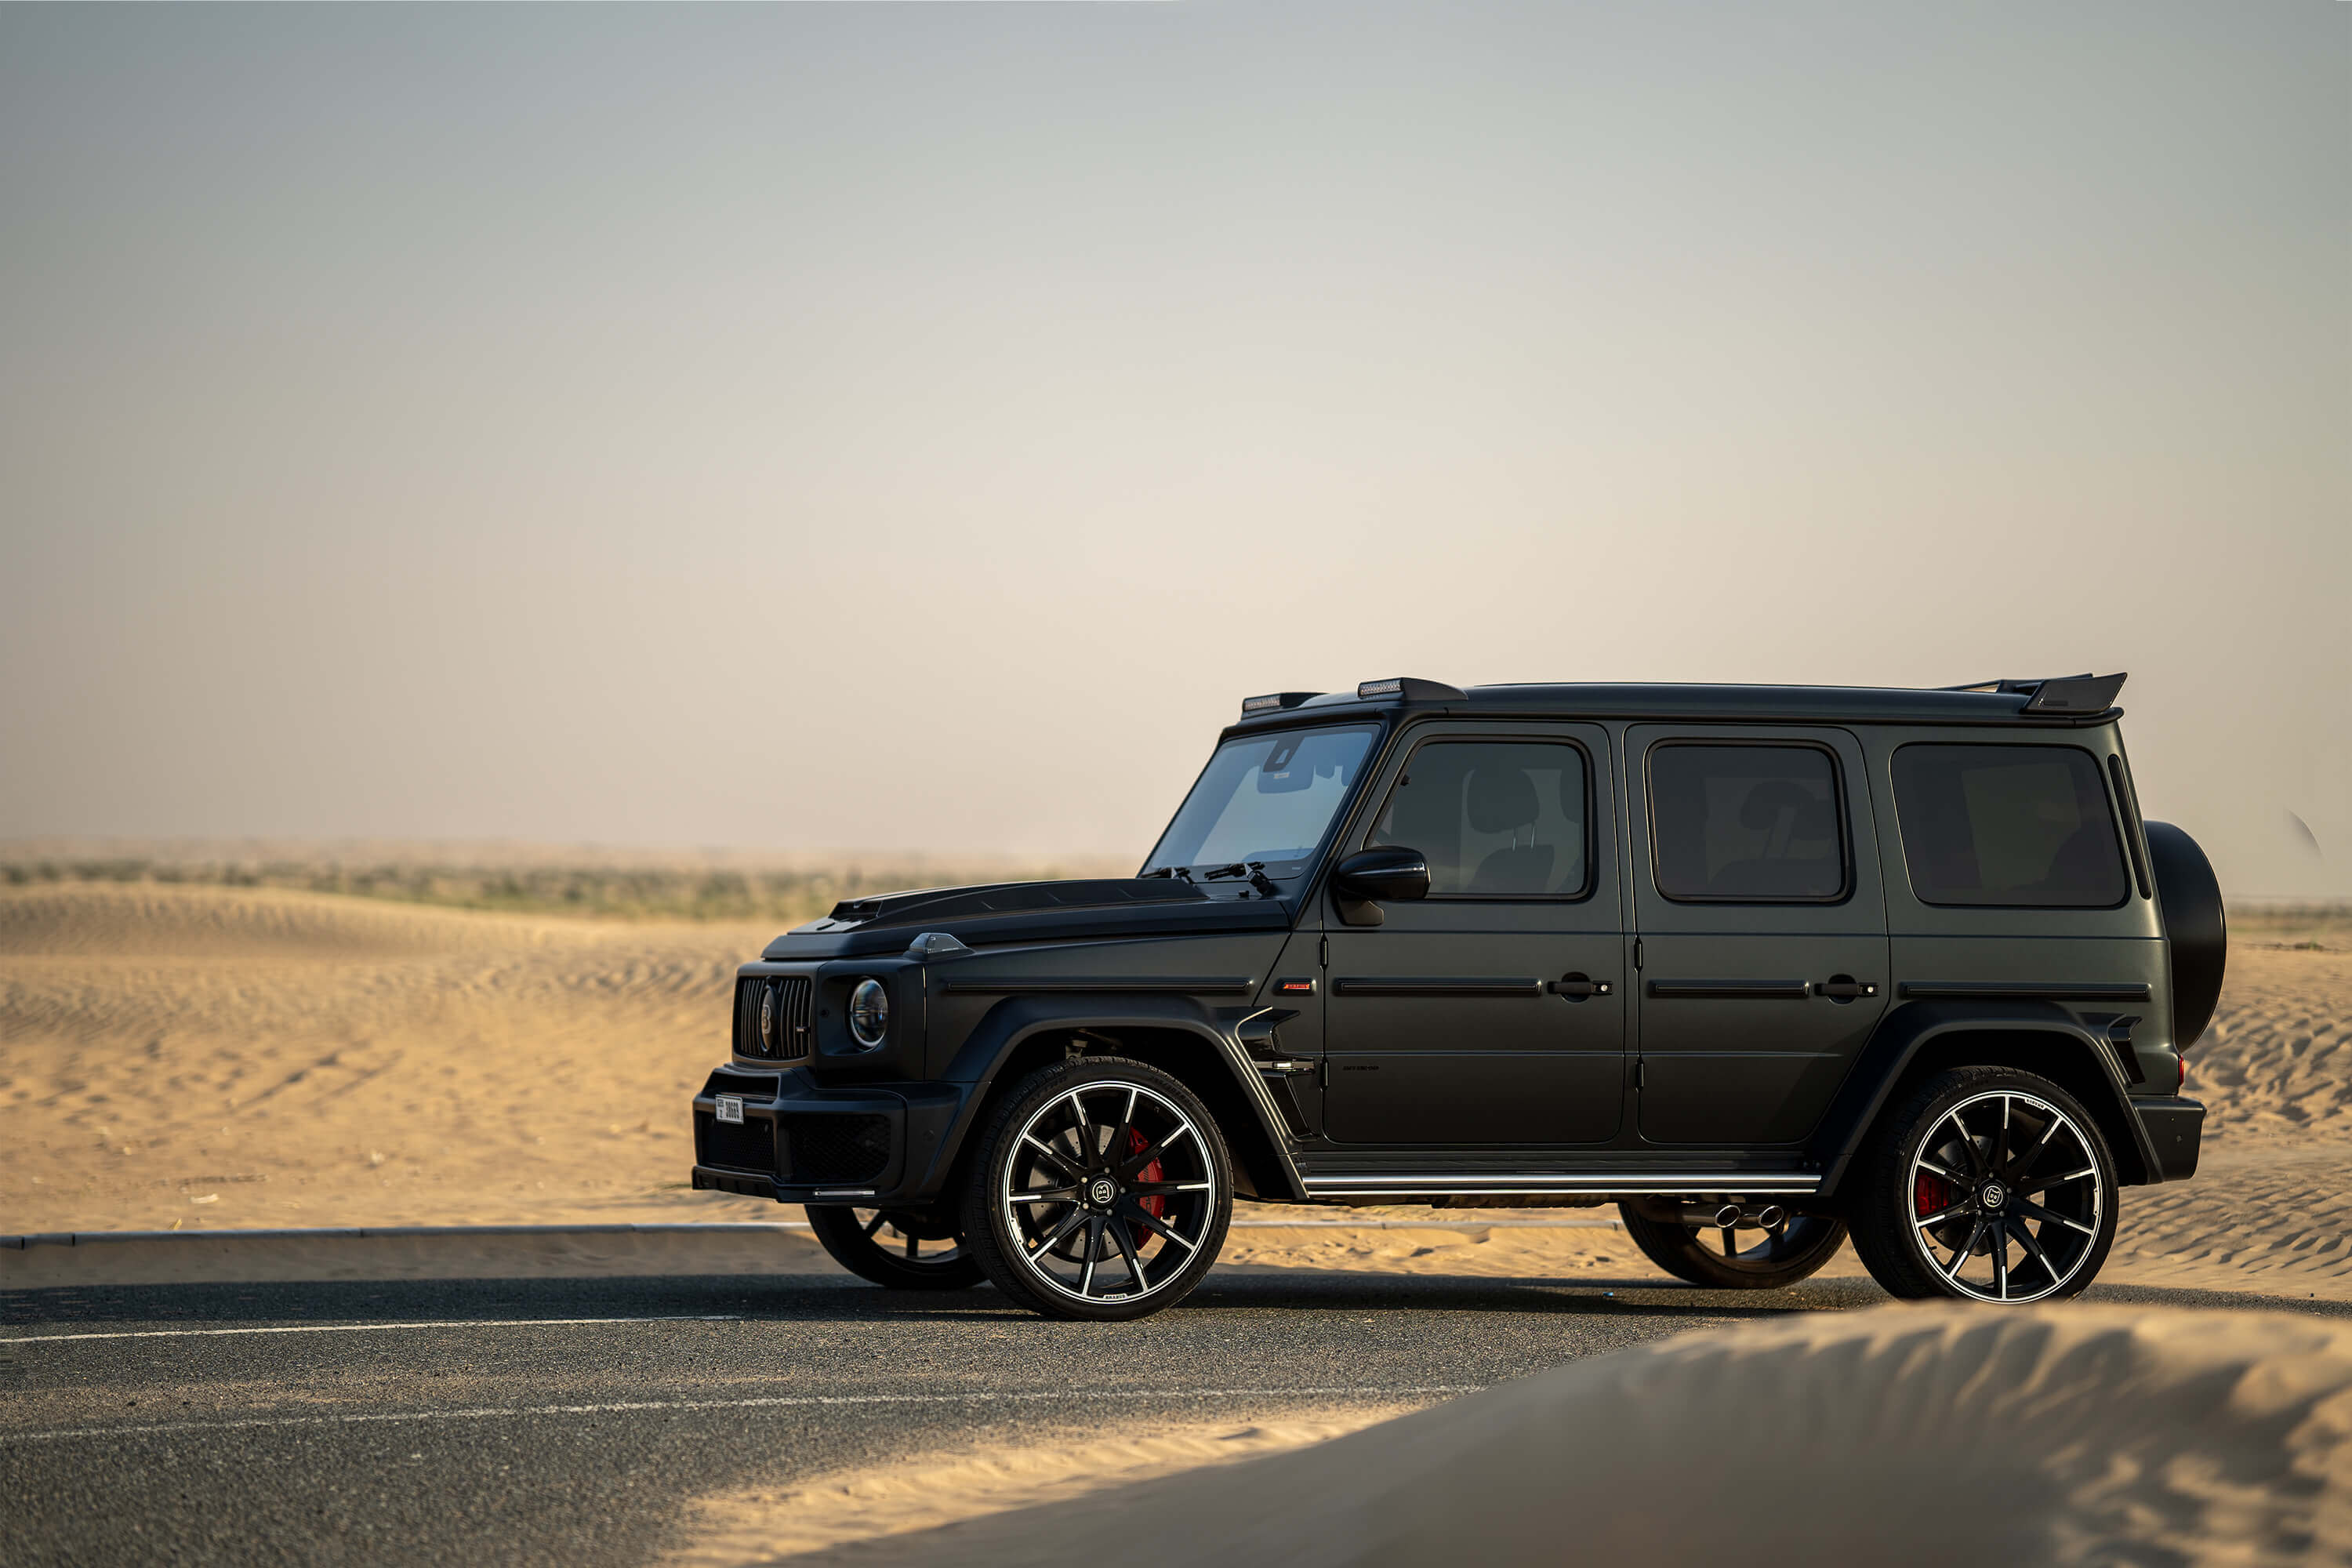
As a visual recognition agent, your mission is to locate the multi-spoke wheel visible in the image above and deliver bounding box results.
[960,1057,1233,1321]
[1848,1066,2118,1303]
[805,1202,983,1290]
[1620,1203,1849,1290]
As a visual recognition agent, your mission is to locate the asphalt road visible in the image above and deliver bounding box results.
[6,1265,2347,1567]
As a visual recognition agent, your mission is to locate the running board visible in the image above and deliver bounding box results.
[1301,1174,1821,1196]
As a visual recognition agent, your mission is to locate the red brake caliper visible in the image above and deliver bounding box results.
[1127,1127,1166,1220]
[1915,1171,1958,1219]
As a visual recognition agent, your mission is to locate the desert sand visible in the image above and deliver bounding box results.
[5,880,2348,1303]
[737,1304,2352,1566]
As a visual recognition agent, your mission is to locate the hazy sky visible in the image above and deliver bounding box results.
[3,3,2346,894]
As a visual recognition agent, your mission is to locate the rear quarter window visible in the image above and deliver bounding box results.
[1891,744,2127,908]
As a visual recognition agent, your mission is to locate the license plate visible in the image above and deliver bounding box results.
[715,1094,744,1124]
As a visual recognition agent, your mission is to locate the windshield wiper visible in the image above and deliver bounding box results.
[1201,862,1282,898]
[1138,866,1194,883]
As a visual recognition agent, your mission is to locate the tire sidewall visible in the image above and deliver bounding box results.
[960,1056,1234,1322]
[1619,1205,1850,1290]
[805,1202,984,1290]
[1849,1065,2119,1302]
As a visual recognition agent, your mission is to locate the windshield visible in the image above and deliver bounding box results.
[1142,724,1379,888]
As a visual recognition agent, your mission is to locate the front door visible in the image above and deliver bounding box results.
[1323,723,1628,1145]
[1626,725,1889,1145]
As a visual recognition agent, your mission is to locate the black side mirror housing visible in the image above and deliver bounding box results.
[1331,846,1431,927]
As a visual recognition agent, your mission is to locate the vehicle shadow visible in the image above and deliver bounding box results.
[11,1267,2339,1334]
[2,1265,1882,1331]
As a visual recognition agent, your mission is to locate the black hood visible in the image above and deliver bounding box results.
[761,877,1294,960]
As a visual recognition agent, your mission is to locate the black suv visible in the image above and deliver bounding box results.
[691,675,2222,1320]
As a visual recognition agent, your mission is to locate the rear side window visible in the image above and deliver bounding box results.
[1365,739,1590,898]
[1891,744,2127,908]
[1649,744,1846,902]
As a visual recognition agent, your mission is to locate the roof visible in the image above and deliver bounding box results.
[1225,679,2126,736]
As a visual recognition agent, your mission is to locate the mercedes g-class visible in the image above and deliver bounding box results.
[691,674,2221,1319]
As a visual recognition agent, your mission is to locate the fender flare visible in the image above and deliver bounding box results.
[920,993,1308,1200]
[1810,1000,2162,1198]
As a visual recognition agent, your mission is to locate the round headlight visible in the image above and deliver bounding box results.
[847,978,890,1049]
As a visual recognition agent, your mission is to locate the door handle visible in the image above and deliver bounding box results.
[1546,973,1613,1000]
[1813,976,1880,1000]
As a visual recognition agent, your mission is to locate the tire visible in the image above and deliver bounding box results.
[1620,1204,1849,1290]
[806,1202,984,1290]
[1846,1065,2118,1304]
[960,1056,1234,1322]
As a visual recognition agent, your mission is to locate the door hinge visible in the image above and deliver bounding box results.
[1635,1059,1646,1090]
[1633,938,1645,971]
[1319,935,1329,968]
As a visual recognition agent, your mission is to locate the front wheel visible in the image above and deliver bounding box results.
[960,1057,1233,1321]
[1846,1065,2118,1304]
[805,1203,983,1290]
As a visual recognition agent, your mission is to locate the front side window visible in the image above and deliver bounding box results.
[1142,724,1378,887]
[1891,744,2126,907]
[1365,739,1590,898]
[1650,743,1847,902]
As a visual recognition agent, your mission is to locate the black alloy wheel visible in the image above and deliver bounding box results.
[960,1057,1233,1322]
[805,1202,983,1290]
[1847,1065,2118,1304]
[1619,1204,1849,1290]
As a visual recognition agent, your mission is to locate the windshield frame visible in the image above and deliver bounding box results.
[1139,720,1388,895]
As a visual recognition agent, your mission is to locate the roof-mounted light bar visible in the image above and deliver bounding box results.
[1944,672,2127,714]
[1239,691,1322,717]
[1356,676,1469,702]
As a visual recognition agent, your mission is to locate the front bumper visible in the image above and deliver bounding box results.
[690,1066,968,1205]
[2132,1094,2204,1182]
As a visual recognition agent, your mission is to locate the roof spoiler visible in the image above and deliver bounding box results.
[1944,672,2127,713]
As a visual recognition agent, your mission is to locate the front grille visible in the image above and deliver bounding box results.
[695,1111,776,1174]
[734,975,815,1061]
[783,1113,891,1185]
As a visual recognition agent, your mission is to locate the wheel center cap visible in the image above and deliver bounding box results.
[1087,1178,1119,1208]
[1979,1181,2008,1210]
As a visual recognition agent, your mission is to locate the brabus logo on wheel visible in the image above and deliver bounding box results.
[1087,1178,1118,1207]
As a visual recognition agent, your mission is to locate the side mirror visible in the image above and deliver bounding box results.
[1331,846,1430,927]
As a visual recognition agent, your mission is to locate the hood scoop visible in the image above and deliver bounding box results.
[816,877,1210,931]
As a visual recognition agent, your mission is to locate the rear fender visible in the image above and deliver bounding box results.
[1812,1000,2161,1197]
[920,995,1306,1201]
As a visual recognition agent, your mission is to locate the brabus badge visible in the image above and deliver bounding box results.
[759,988,775,1050]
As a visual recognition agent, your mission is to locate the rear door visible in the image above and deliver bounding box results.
[1627,726,1889,1145]
[1322,722,1628,1145]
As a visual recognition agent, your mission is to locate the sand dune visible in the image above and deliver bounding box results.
[748,1305,2352,1566]
[5,883,2350,1306]
[1,883,769,1232]
[667,1413,1411,1568]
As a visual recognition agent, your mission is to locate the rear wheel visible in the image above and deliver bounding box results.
[960,1057,1232,1321]
[805,1203,983,1290]
[1620,1203,1849,1290]
[1846,1065,2118,1303]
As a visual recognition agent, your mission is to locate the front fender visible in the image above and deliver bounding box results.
[1810,1000,2163,1197]
[917,993,1306,1200]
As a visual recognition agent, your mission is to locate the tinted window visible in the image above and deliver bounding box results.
[1650,744,1846,902]
[1366,739,1589,898]
[1892,744,2126,907]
